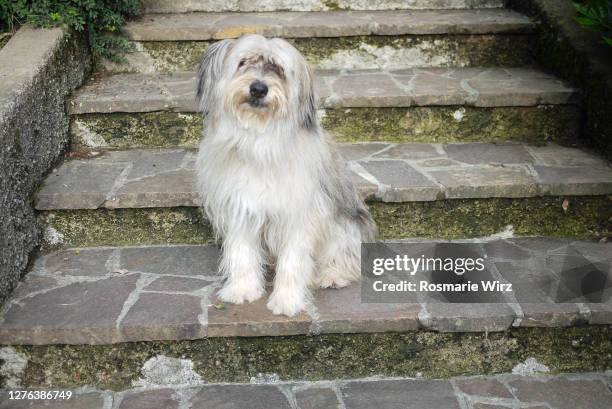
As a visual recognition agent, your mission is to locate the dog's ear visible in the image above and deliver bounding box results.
[297,62,317,130]
[196,39,234,114]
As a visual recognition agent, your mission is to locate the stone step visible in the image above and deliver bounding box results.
[35,144,612,211]
[71,68,574,115]
[70,68,580,145]
[140,0,505,13]
[124,10,533,41]
[4,327,611,389]
[112,10,536,73]
[1,238,611,345]
[2,372,612,408]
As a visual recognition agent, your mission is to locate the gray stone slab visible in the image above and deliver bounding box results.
[68,68,576,114]
[428,166,540,199]
[120,292,207,341]
[341,379,461,409]
[508,376,612,409]
[470,404,517,409]
[36,161,127,210]
[314,285,420,333]
[410,71,470,105]
[39,248,114,276]
[124,10,533,41]
[330,73,410,107]
[1,240,610,345]
[144,276,215,292]
[337,142,389,161]
[189,385,291,409]
[34,144,612,210]
[139,0,505,13]
[469,68,576,107]
[120,245,219,276]
[535,165,612,195]
[526,144,609,166]
[118,388,180,409]
[206,292,312,337]
[0,274,139,345]
[372,9,532,35]
[294,386,340,409]
[372,143,442,160]
[418,303,516,332]
[484,240,531,260]
[444,143,534,164]
[360,160,442,201]
[68,74,173,114]
[107,169,198,208]
[453,377,514,399]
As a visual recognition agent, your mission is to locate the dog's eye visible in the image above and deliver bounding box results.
[238,59,246,68]
[265,62,284,77]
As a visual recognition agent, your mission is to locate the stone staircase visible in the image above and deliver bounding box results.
[1,0,612,406]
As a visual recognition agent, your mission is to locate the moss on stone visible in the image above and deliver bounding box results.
[71,113,203,150]
[141,41,211,73]
[71,105,579,150]
[321,0,345,10]
[323,106,580,143]
[39,208,215,251]
[371,196,610,240]
[38,197,609,250]
[11,326,612,390]
[135,35,533,73]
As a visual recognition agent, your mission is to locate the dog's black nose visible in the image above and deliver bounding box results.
[249,81,268,99]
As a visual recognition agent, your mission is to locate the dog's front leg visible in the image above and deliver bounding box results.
[267,228,314,316]
[217,226,266,304]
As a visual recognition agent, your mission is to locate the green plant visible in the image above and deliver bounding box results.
[573,0,612,46]
[0,0,141,61]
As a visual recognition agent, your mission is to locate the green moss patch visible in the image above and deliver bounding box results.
[322,106,579,144]
[71,105,579,150]
[71,113,203,150]
[39,208,215,252]
[372,196,610,240]
[11,326,612,390]
[128,35,533,73]
[38,197,609,250]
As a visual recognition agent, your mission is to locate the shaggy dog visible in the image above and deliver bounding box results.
[195,34,376,316]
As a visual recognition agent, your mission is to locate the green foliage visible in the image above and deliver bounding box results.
[0,0,140,61]
[573,0,612,46]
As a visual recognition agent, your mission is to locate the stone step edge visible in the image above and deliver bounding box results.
[1,371,611,408]
[140,0,506,13]
[0,238,610,345]
[124,9,535,41]
[68,68,577,115]
[33,143,612,211]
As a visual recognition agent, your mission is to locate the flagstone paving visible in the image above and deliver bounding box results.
[0,238,609,345]
[34,143,612,210]
[123,9,534,41]
[68,68,576,114]
[1,372,611,408]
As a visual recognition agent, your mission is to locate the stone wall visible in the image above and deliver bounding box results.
[0,27,90,303]
[509,0,612,161]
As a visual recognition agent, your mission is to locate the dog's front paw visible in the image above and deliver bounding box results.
[266,289,306,316]
[318,275,351,289]
[218,281,264,304]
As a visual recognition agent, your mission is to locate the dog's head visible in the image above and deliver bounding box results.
[196,34,316,131]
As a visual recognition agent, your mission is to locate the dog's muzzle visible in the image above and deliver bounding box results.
[249,80,268,107]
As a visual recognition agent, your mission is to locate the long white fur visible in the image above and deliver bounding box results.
[195,34,377,316]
